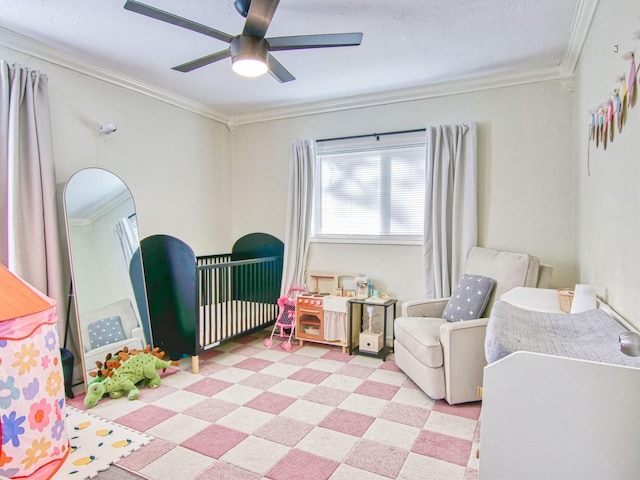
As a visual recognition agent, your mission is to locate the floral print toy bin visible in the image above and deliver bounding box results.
[0,265,68,479]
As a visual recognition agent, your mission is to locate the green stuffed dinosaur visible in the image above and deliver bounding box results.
[84,351,178,408]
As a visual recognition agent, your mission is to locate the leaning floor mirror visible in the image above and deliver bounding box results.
[64,168,152,386]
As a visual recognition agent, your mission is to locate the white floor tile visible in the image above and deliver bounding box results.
[139,445,214,480]
[362,418,420,450]
[424,411,477,441]
[391,386,436,409]
[221,436,289,475]
[339,393,387,417]
[215,406,274,434]
[267,378,315,398]
[209,366,255,383]
[280,399,333,425]
[146,413,210,443]
[305,358,347,373]
[211,352,248,366]
[347,356,384,368]
[88,398,146,420]
[258,362,302,378]
[297,427,358,462]
[319,373,365,392]
[330,463,389,480]
[397,452,466,480]
[212,383,263,405]
[253,348,290,362]
[159,370,203,389]
[297,345,333,357]
[367,369,407,386]
[151,389,208,412]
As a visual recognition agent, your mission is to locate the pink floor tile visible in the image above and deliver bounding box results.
[254,416,314,447]
[266,448,339,480]
[182,424,248,459]
[354,380,400,400]
[195,461,261,480]
[344,439,408,478]
[464,467,480,480]
[240,373,284,390]
[378,359,403,372]
[234,357,274,372]
[411,430,473,467]
[116,404,177,431]
[183,398,239,423]
[433,400,482,420]
[244,392,297,414]
[196,361,228,376]
[321,350,352,362]
[318,408,375,437]
[302,386,351,407]
[230,345,266,357]
[199,349,226,361]
[336,363,375,379]
[379,401,430,428]
[234,335,260,344]
[117,437,175,470]
[288,368,331,385]
[136,383,179,403]
[185,377,234,396]
[278,354,315,367]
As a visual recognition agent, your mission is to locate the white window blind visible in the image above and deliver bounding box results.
[313,131,426,243]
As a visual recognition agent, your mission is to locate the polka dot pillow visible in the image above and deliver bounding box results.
[443,274,496,322]
[88,315,126,349]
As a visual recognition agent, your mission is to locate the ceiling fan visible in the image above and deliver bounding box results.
[123,0,364,82]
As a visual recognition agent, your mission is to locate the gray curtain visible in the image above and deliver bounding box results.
[423,122,478,298]
[281,139,315,295]
[0,61,65,324]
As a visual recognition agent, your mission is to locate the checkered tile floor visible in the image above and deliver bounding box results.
[69,331,481,480]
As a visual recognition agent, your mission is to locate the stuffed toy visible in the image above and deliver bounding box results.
[84,346,178,408]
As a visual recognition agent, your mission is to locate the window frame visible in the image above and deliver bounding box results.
[311,131,426,245]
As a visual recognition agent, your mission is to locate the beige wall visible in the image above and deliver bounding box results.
[573,0,640,329]
[0,44,233,257]
[231,81,574,305]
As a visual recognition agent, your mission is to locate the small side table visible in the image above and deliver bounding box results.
[348,298,397,360]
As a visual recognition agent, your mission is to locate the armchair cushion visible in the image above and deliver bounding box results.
[394,317,448,368]
[442,274,496,322]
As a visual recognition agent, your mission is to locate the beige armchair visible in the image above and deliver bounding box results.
[393,247,552,404]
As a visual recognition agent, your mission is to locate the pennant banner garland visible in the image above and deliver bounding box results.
[589,51,639,150]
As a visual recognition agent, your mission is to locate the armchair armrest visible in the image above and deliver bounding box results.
[439,318,489,404]
[402,298,449,317]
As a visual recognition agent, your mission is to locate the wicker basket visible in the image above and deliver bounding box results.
[557,288,574,313]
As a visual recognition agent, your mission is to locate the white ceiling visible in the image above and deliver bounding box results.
[0,1,593,125]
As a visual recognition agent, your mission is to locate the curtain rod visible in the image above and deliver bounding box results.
[316,128,425,143]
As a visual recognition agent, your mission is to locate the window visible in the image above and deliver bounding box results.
[312,131,426,244]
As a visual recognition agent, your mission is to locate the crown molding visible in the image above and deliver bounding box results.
[560,0,599,78]
[0,26,231,125]
[229,67,569,127]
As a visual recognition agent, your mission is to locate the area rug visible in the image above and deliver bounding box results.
[51,406,152,479]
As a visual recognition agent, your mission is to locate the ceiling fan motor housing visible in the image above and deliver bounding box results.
[231,36,268,63]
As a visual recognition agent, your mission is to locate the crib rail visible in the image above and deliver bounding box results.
[196,254,283,348]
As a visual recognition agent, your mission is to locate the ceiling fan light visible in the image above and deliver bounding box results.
[232,56,268,77]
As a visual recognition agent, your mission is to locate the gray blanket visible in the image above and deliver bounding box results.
[485,300,640,367]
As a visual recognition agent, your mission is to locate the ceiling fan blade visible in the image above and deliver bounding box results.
[243,0,279,38]
[267,32,363,51]
[124,0,234,44]
[267,54,295,83]
[172,49,232,73]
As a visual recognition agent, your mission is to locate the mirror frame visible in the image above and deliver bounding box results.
[63,168,151,388]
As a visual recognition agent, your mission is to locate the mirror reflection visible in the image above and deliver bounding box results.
[64,168,151,384]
